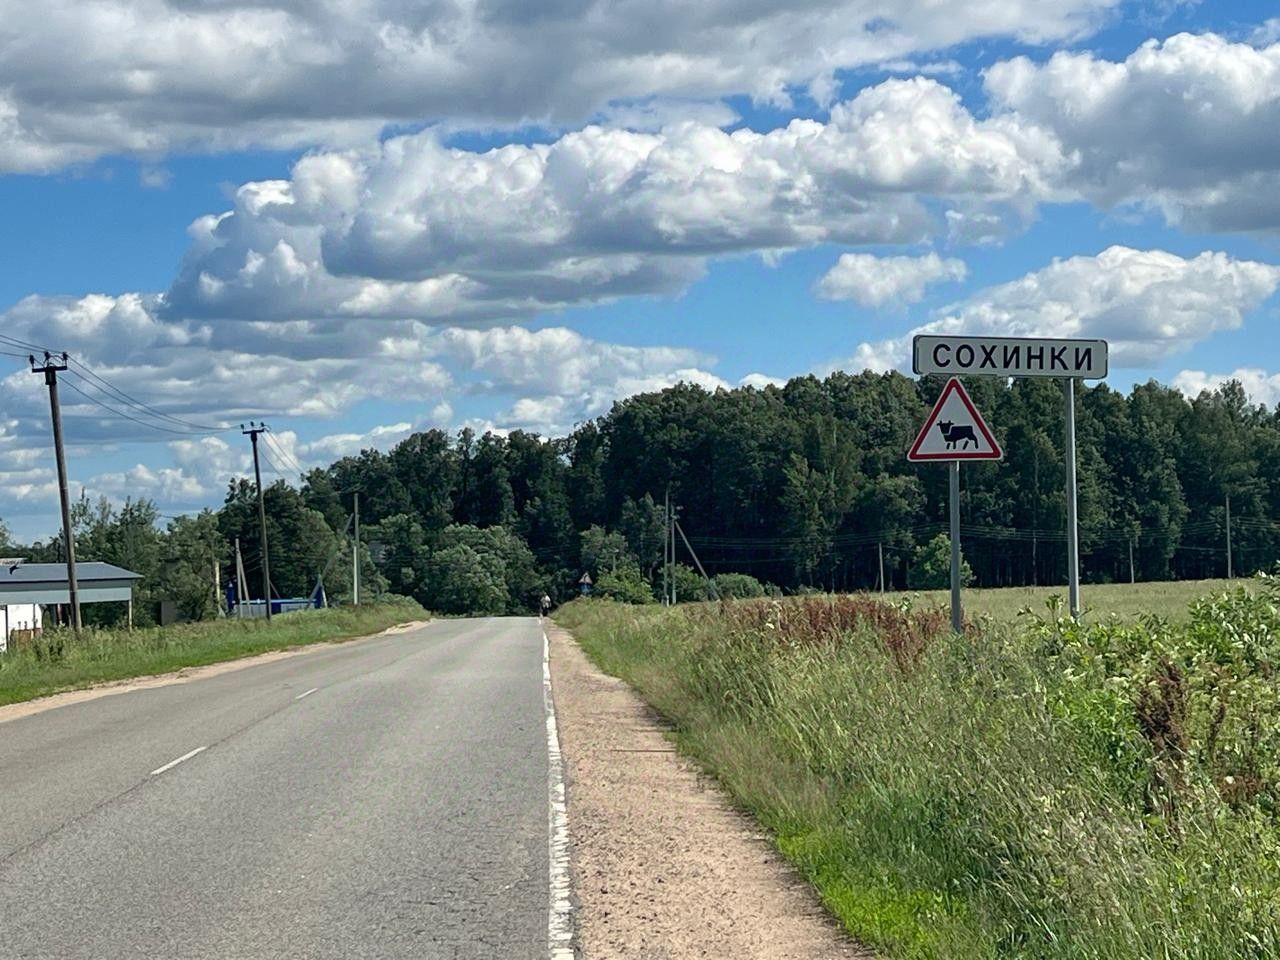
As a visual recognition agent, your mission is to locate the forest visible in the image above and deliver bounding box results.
[4,370,1277,620]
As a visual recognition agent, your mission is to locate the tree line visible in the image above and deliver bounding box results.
[3,370,1276,621]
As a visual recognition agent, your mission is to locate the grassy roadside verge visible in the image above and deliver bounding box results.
[0,598,427,707]
[557,590,1280,960]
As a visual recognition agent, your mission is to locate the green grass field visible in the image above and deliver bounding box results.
[880,577,1242,623]
[559,577,1280,959]
[0,598,427,707]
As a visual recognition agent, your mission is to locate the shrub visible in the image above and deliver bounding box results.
[425,543,508,615]
[712,572,766,599]
[672,563,709,602]
[907,533,974,590]
[595,563,655,604]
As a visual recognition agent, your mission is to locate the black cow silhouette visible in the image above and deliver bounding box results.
[937,420,978,450]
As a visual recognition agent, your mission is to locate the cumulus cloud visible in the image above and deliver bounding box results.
[816,251,968,306]
[0,0,1119,172]
[739,373,788,389]
[163,78,1066,326]
[90,464,207,504]
[427,325,730,433]
[985,32,1280,230]
[844,246,1280,372]
[1174,368,1280,408]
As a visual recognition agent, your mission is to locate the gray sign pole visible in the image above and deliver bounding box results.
[1064,379,1081,619]
[950,460,962,633]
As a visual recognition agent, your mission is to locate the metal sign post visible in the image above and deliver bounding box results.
[949,461,962,633]
[1063,378,1081,619]
[913,336,1108,621]
[908,377,1002,632]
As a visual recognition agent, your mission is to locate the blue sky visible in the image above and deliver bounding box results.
[4,0,1280,541]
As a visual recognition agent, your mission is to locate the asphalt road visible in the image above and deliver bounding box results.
[0,617,551,959]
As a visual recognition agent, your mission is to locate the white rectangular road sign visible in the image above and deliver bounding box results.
[913,335,1108,380]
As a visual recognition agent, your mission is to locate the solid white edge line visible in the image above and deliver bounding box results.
[294,687,319,701]
[544,627,575,960]
[149,745,207,777]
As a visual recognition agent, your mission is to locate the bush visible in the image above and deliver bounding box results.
[907,533,974,590]
[426,544,508,615]
[672,563,709,602]
[712,572,766,599]
[595,563,655,604]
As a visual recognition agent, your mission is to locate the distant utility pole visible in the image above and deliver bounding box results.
[670,496,678,605]
[674,518,717,599]
[30,351,81,637]
[235,538,249,619]
[242,422,272,620]
[663,487,671,606]
[213,554,221,617]
[878,542,886,594]
[352,491,361,605]
[1225,492,1233,580]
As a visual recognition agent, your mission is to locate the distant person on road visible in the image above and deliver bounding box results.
[540,593,552,617]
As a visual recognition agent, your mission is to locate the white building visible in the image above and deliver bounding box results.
[0,603,42,653]
[0,561,142,652]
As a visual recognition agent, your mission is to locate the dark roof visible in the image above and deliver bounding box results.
[0,562,143,583]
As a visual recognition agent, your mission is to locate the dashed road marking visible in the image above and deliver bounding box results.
[149,746,207,777]
[544,628,575,960]
[294,687,319,701]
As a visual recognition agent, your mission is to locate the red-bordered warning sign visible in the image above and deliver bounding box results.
[907,377,1003,462]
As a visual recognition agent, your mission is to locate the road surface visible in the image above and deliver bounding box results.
[0,618,553,959]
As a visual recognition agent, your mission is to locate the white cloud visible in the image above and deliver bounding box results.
[162,78,1067,326]
[430,326,715,397]
[0,0,1119,172]
[498,366,731,435]
[985,32,1280,230]
[878,59,965,77]
[739,373,788,389]
[431,325,733,434]
[844,246,1280,373]
[816,252,967,306]
[299,422,418,462]
[90,464,207,504]
[1173,368,1280,408]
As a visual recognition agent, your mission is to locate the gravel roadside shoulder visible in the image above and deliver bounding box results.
[547,621,872,960]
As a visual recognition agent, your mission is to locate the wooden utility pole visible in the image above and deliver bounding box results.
[352,491,361,605]
[235,538,248,619]
[663,487,671,606]
[30,352,81,636]
[1225,492,1233,579]
[242,423,272,620]
[878,542,886,593]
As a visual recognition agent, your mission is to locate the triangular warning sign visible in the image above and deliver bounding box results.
[907,377,1003,462]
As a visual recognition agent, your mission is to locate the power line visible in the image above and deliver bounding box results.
[66,358,228,433]
[263,428,307,478]
[58,377,223,438]
[0,332,54,354]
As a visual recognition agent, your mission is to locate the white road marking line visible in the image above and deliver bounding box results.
[149,746,207,777]
[294,687,319,701]
[544,628,575,960]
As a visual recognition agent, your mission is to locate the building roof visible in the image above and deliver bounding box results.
[1,562,143,584]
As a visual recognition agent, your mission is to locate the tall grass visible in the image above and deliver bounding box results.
[0,598,427,707]
[558,586,1280,959]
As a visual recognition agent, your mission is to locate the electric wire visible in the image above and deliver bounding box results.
[66,358,228,433]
